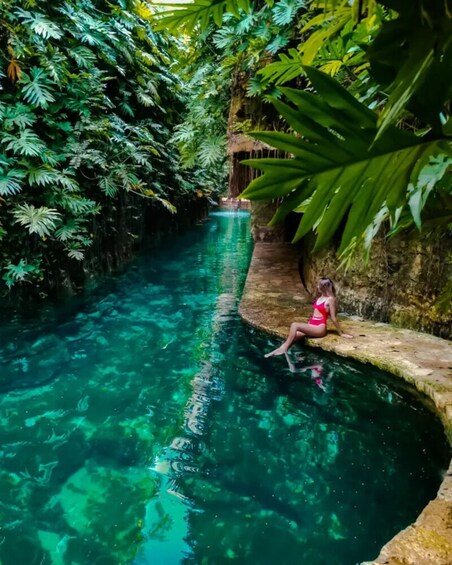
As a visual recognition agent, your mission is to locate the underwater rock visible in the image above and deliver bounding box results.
[38,530,69,565]
[0,529,48,565]
[57,462,154,563]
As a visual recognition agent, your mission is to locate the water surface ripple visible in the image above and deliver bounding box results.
[0,211,449,565]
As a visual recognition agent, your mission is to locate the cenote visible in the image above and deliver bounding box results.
[0,211,449,565]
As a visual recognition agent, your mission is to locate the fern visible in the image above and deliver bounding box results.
[42,49,68,83]
[12,204,61,237]
[27,167,59,187]
[99,176,119,197]
[265,32,290,55]
[119,101,135,117]
[153,1,246,34]
[27,167,79,191]
[51,194,99,215]
[198,135,226,166]
[54,219,82,242]
[67,248,85,261]
[69,46,97,69]
[40,149,63,167]
[258,48,303,85]
[155,195,177,214]
[136,88,155,107]
[213,26,238,50]
[2,103,36,130]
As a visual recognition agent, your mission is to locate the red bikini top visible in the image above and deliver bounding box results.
[312,298,328,322]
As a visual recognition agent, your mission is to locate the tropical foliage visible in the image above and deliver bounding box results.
[155,0,452,261]
[2,0,451,292]
[0,0,208,290]
[170,34,232,193]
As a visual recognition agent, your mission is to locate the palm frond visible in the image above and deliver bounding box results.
[241,67,452,254]
[153,0,253,34]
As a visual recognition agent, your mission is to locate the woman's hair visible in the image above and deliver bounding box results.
[318,276,336,297]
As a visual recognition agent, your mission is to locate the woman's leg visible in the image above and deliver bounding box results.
[265,322,326,357]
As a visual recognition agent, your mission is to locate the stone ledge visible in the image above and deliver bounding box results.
[239,242,452,565]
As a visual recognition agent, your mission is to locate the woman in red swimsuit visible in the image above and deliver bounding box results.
[265,277,353,358]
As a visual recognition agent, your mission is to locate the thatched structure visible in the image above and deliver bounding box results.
[227,133,286,198]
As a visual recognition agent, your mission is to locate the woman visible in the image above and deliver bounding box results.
[265,277,353,358]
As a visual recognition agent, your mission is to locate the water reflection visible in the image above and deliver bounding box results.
[0,211,449,565]
[283,353,334,392]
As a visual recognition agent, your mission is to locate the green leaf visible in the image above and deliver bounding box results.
[19,68,55,109]
[241,69,451,252]
[300,9,351,65]
[153,1,233,34]
[376,33,435,139]
[303,66,376,128]
[15,9,63,40]
[12,204,61,237]
[0,169,26,196]
[240,170,305,199]
[258,49,304,86]
[271,97,358,158]
[245,131,338,167]
[2,129,47,157]
[3,259,42,287]
[268,182,314,226]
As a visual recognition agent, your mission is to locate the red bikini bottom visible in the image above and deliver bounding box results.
[308,317,326,326]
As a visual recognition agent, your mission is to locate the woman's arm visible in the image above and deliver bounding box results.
[328,298,353,338]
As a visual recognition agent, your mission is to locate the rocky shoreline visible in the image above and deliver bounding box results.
[239,242,452,564]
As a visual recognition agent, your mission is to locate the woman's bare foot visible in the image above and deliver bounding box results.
[264,346,287,358]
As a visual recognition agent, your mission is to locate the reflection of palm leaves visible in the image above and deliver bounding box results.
[241,67,452,254]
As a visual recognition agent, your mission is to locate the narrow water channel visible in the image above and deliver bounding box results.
[0,211,449,565]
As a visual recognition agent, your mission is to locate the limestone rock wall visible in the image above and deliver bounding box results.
[301,231,452,339]
[249,200,451,339]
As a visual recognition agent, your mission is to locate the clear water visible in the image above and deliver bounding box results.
[0,211,449,565]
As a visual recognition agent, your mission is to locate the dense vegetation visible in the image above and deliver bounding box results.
[1,0,451,294]
[157,0,452,263]
[0,0,226,292]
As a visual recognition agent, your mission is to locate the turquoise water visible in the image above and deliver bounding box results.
[0,211,449,565]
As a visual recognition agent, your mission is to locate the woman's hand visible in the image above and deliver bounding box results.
[340,333,354,339]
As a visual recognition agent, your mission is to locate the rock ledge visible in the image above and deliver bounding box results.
[239,243,452,565]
